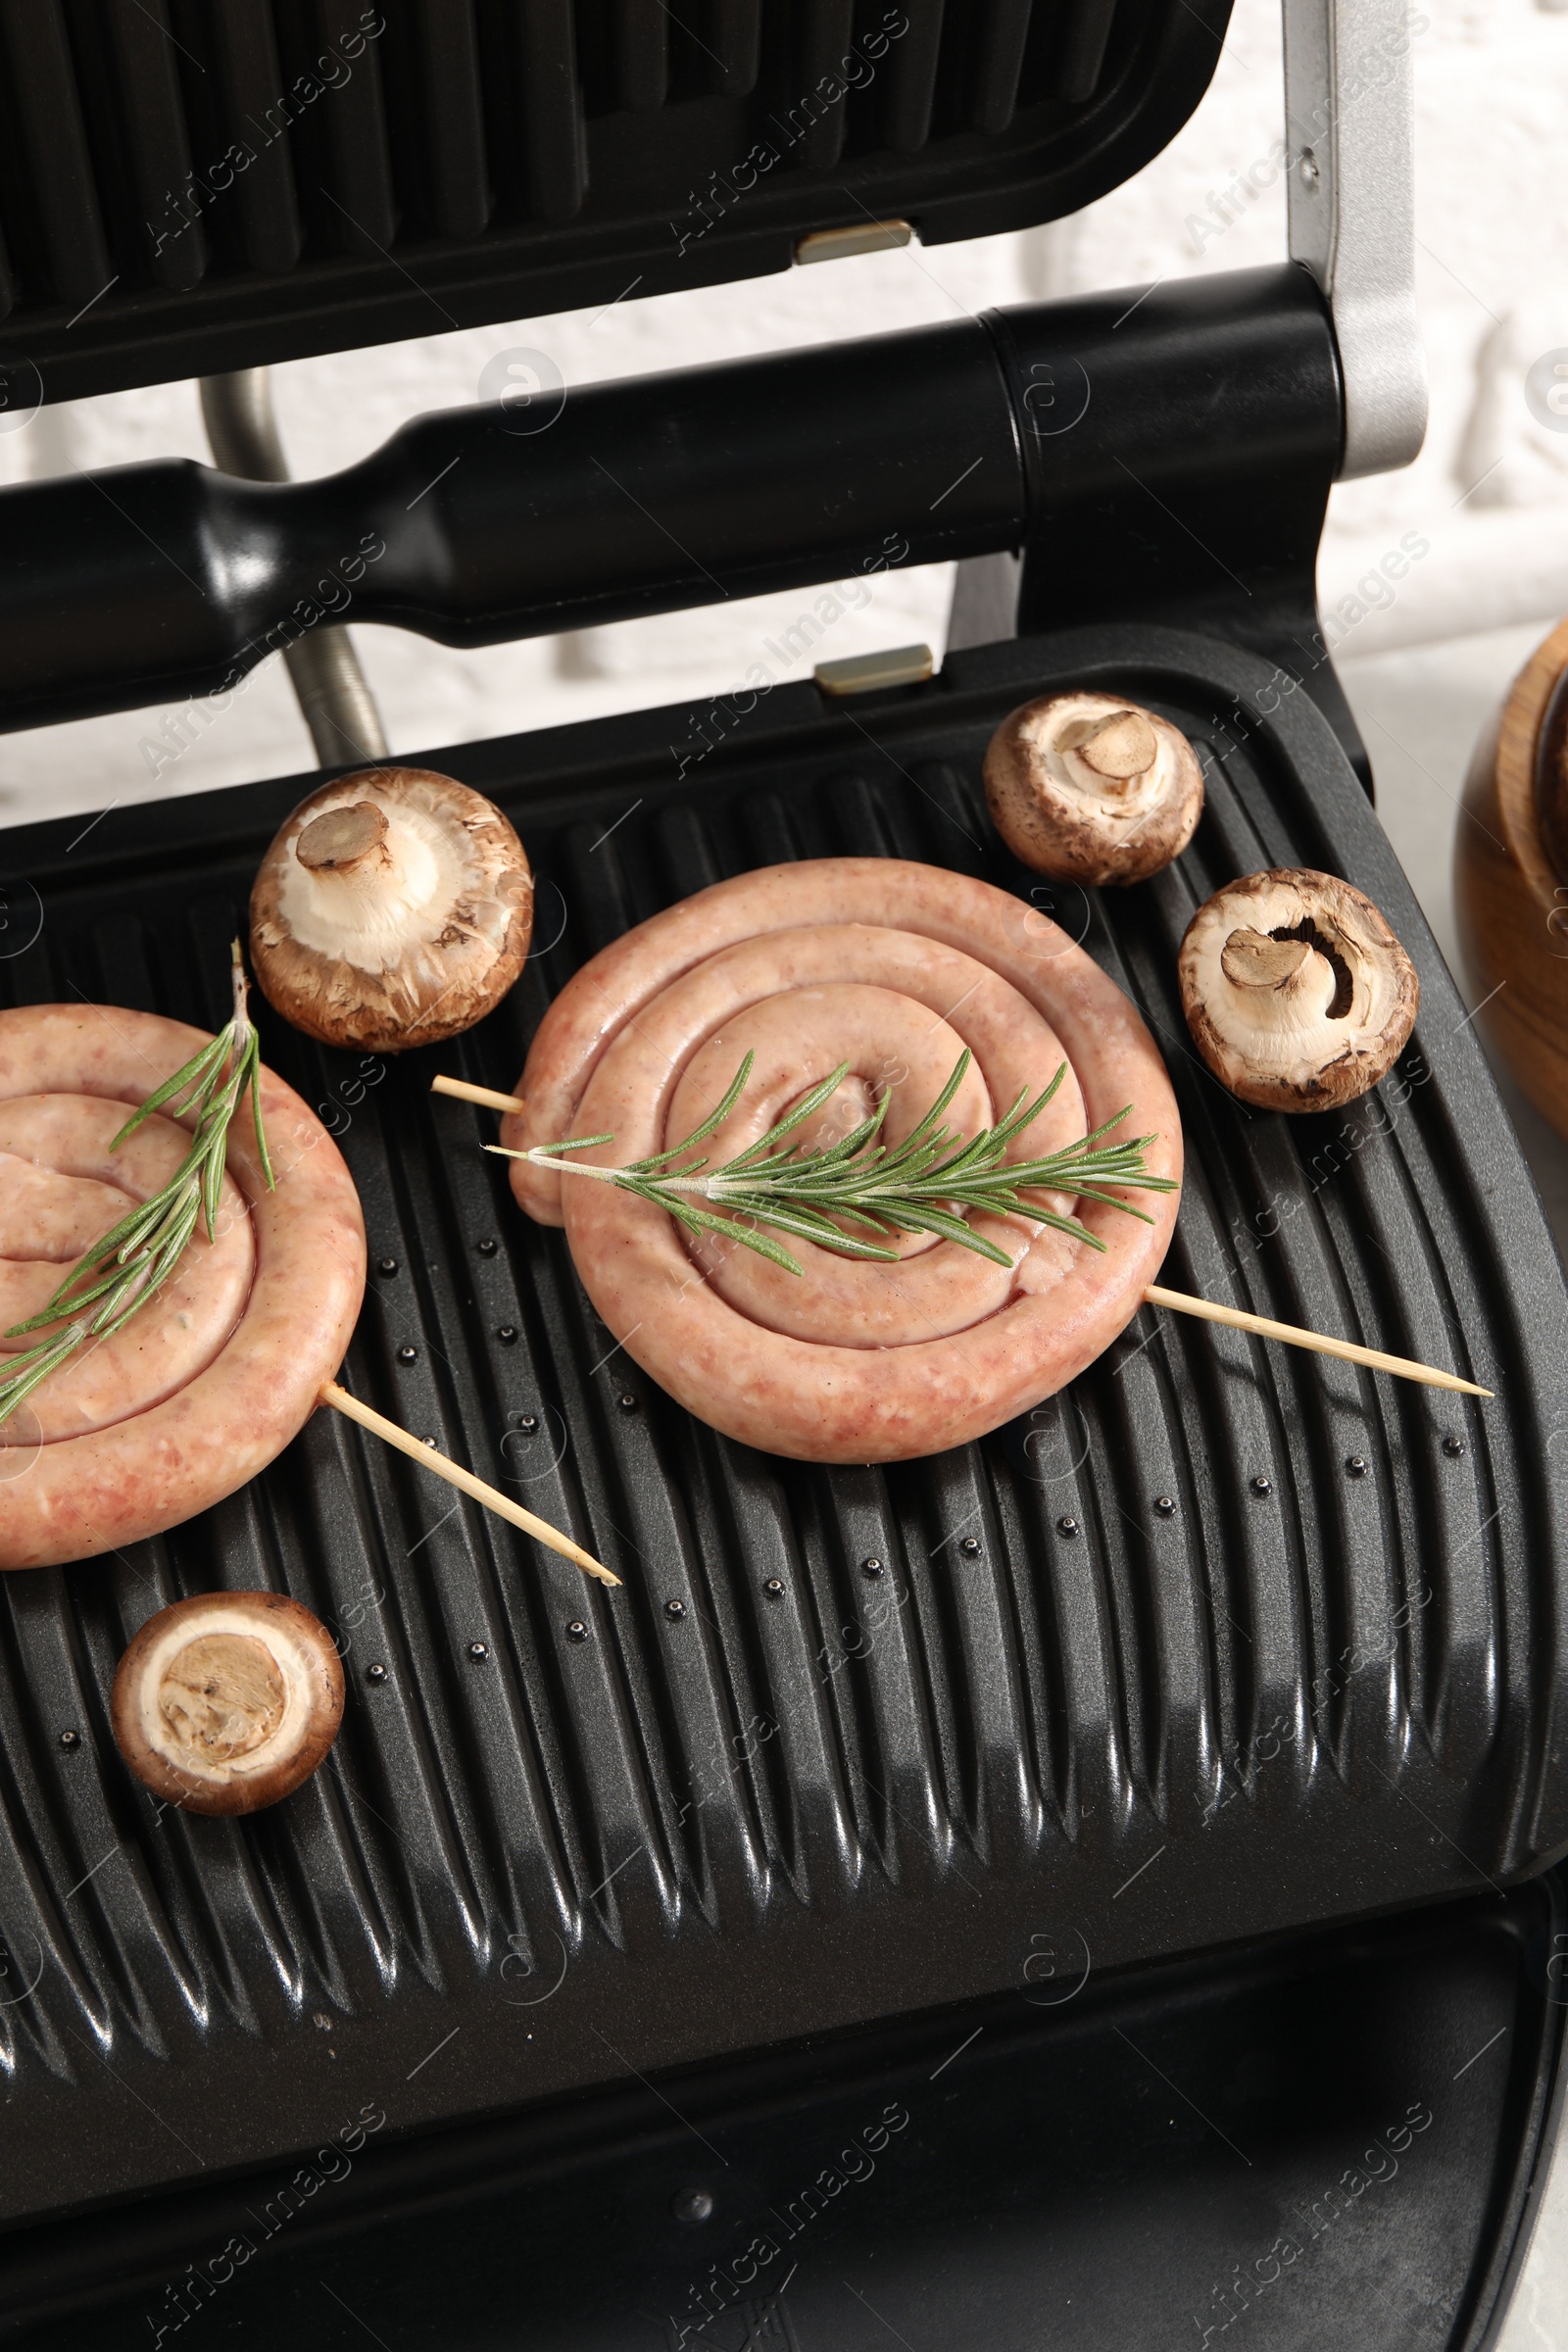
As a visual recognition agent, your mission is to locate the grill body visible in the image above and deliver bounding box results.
[0,621,1561,2226]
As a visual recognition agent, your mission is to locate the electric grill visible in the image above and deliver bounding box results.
[0,4,1563,2345]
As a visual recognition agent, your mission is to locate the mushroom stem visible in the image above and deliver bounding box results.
[1073,709,1158,780]
[1141,1286,1491,1397]
[431,1074,527,1115]
[1218,929,1317,993]
[296,801,390,875]
[319,1380,619,1587]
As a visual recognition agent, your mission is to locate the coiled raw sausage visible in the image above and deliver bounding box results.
[506,861,1180,1462]
[0,1006,364,1569]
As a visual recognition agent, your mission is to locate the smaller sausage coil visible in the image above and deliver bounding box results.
[507,860,1181,1463]
[0,1007,364,1569]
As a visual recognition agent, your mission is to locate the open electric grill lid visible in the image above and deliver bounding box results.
[0,0,1233,404]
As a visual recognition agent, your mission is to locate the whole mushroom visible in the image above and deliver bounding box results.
[1179,869,1419,1111]
[984,691,1204,886]
[112,1591,344,1816]
[250,766,533,1052]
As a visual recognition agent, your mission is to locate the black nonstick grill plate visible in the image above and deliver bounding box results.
[0,619,1564,2230]
[0,0,1234,403]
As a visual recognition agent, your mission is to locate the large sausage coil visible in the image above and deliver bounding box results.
[506,860,1181,1463]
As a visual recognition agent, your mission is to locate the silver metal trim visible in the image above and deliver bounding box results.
[198,369,390,767]
[946,551,1020,651]
[1283,0,1429,480]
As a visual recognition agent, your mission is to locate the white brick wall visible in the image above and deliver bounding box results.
[0,0,1565,827]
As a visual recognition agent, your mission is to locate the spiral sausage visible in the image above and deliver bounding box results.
[0,1006,365,1569]
[506,861,1181,1463]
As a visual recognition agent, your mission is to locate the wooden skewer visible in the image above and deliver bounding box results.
[431,1075,526,1115]
[319,1381,619,1588]
[430,1079,1490,1403]
[1143,1286,1492,1398]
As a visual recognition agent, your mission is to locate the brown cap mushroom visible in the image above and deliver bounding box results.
[984,692,1204,886]
[111,1591,344,1817]
[1179,868,1419,1111]
[250,766,533,1052]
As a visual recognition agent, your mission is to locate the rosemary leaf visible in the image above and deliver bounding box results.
[491,1048,1177,1274]
[112,1033,225,1145]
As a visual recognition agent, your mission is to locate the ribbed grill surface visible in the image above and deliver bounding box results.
[0,622,1561,2225]
[0,0,1226,398]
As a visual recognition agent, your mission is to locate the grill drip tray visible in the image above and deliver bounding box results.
[0,624,1563,2230]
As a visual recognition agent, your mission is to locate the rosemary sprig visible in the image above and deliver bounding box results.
[0,944,273,1431]
[491,1049,1177,1278]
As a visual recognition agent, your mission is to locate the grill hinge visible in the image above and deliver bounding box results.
[1282,0,1428,480]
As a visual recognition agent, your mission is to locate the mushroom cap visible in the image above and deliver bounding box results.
[1178,868,1419,1112]
[983,691,1204,887]
[250,766,533,1053]
[111,1590,344,1816]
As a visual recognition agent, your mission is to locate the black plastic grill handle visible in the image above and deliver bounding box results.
[0,263,1339,738]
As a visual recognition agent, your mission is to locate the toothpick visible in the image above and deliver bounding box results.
[319,1381,619,1587]
[429,1078,1490,1403]
[432,1074,526,1115]
[1142,1287,1492,1398]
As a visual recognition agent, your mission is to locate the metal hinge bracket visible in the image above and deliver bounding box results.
[1283,0,1429,479]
